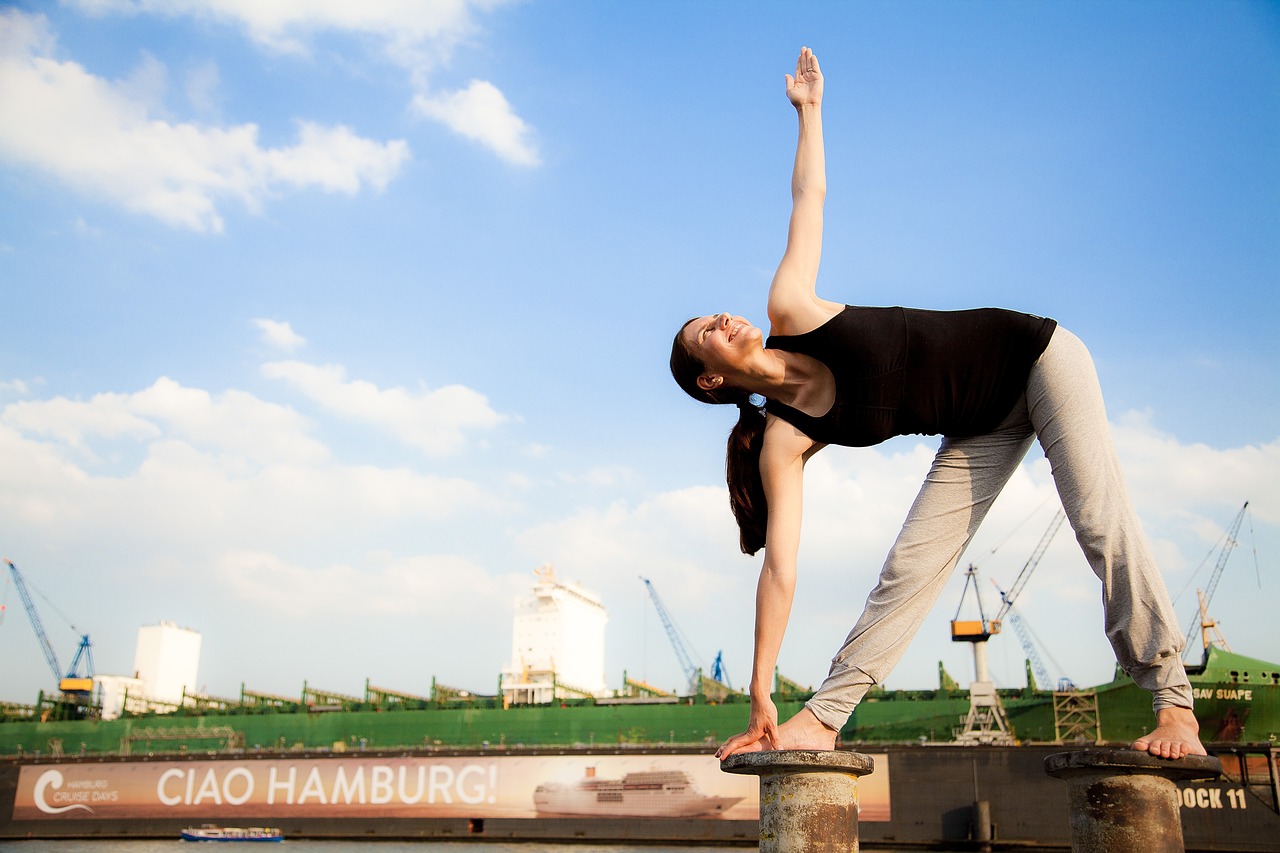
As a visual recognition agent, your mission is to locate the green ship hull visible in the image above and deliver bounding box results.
[1,645,1275,756]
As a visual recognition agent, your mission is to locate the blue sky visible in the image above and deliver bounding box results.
[1,1,1277,712]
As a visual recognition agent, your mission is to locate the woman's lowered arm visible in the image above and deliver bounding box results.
[715,418,817,758]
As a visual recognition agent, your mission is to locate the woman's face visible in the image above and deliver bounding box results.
[681,313,761,381]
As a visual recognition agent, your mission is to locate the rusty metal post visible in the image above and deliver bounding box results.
[722,750,875,852]
[1045,750,1222,853]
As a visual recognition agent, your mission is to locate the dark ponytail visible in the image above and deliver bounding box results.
[726,400,767,555]
[670,321,769,555]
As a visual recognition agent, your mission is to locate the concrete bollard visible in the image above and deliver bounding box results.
[972,798,993,852]
[1045,750,1223,853]
[722,750,875,853]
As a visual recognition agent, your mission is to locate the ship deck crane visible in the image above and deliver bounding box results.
[4,558,95,696]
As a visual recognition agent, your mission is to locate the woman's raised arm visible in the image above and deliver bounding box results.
[767,47,841,336]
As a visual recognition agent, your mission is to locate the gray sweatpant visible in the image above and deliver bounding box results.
[805,326,1193,731]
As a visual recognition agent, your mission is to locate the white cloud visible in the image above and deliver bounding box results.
[252,318,306,352]
[1113,410,1280,528]
[412,80,540,167]
[69,0,489,61]
[0,372,503,557]
[133,378,332,464]
[217,550,506,618]
[3,391,162,454]
[262,359,506,456]
[264,122,408,193]
[115,48,167,114]
[65,0,540,167]
[2,377,326,465]
[0,10,411,232]
[515,484,748,623]
[184,59,221,116]
[0,353,522,697]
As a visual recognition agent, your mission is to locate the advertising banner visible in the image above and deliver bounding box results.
[14,752,890,821]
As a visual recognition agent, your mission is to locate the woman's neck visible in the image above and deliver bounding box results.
[740,350,828,411]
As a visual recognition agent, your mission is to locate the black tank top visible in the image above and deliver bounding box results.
[764,306,1057,447]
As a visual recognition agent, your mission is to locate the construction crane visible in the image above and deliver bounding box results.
[639,576,731,697]
[1182,501,1250,661]
[4,558,96,696]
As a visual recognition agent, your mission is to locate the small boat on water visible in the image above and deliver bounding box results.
[180,825,283,842]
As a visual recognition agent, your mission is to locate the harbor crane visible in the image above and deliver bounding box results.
[711,650,733,691]
[991,511,1066,627]
[1182,501,1250,661]
[639,576,731,698]
[950,563,1013,744]
[991,511,1074,690]
[3,558,96,696]
[950,509,1067,743]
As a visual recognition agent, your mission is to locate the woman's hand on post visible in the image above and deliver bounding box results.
[714,694,779,759]
[785,46,823,109]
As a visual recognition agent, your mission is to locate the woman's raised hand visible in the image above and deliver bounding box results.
[785,46,823,109]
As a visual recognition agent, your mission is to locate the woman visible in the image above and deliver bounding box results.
[671,47,1204,761]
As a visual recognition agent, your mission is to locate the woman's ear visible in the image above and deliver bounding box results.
[696,373,723,392]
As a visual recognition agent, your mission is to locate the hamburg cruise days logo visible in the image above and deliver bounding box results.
[33,769,95,814]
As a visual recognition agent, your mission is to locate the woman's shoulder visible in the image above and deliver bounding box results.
[761,412,822,461]
[767,297,846,337]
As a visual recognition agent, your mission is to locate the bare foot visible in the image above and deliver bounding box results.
[1131,705,1207,759]
[717,708,838,758]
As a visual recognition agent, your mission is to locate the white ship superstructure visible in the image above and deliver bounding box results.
[500,564,608,705]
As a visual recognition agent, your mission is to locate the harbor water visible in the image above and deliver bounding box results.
[0,842,963,852]
[0,842,730,852]
[0,842,745,853]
